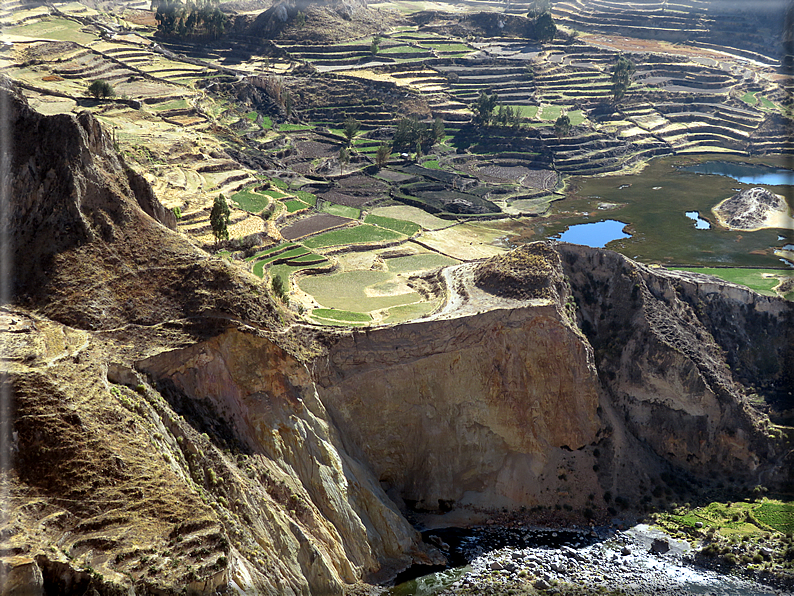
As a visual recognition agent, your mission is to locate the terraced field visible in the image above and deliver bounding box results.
[6,0,791,326]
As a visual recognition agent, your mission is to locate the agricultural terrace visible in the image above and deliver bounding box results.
[4,0,792,328]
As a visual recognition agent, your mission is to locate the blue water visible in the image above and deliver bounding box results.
[555,219,631,248]
[685,211,711,229]
[679,162,794,186]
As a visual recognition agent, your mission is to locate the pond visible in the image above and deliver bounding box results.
[553,219,631,247]
[678,161,794,186]
[509,155,793,268]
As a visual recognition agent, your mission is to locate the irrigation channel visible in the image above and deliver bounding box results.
[522,156,793,267]
[387,525,783,596]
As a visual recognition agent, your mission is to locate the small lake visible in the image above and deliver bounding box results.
[685,211,711,229]
[679,161,794,186]
[506,155,793,268]
[554,219,631,247]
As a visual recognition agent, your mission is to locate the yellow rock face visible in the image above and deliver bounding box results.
[315,304,601,511]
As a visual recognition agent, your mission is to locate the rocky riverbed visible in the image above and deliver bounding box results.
[438,525,785,596]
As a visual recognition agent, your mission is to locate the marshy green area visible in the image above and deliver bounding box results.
[521,154,793,270]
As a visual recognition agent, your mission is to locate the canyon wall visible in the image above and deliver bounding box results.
[313,305,601,512]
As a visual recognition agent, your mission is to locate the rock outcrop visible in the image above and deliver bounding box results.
[712,187,793,231]
[137,329,441,592]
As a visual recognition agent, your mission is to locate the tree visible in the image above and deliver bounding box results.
[473,90,498,126]
[294,10,306,28]
[343,116,360,146]
[210,193,230,245]
[88,79,114,99]
[432,117,445,142]
[392,117,434,153]
[535,12,556,43]
[527,0,551,18]
[554,113,571,138]
[375,144,392,169]
[338,146,350,174]
[611,55,635,102]
[271,275,286,301]
[370,34,382,55]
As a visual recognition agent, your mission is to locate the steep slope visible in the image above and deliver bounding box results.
[3,76,278,335]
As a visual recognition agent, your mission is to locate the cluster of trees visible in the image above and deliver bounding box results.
[88,79,114,99]
[151,0,227,39]
[392,116,445,154]
[527,0,556,43]
[472,91,522,128]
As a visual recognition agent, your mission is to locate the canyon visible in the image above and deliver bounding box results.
[1,78,792,594]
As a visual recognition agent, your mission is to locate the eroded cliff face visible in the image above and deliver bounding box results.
[558,244,790,490]
[137,329,440,592]
[314,305,601,512]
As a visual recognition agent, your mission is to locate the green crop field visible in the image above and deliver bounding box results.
[245,243,295,262]
[321,202,361,219]
[312,308,372,322]
[364,214,420,236]
[754,501,794,533]
[384,253,458,273]
[284,199,310,213]
[673,267,794,297]
[303,224,404,249]
[262,189,288,199]
[279,123,313,131]
[231,188,271,213]
[298,270,421,312]
[294,191,317,206]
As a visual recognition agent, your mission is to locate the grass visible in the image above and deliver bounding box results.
[303,224,404,248]
[320,202,361,219]
[279,123,313,131]
[294,191,317,206]
[6,17,98,44]
[270,262,329,289]
[312,308,372,322]
[364,214,420,236]
[284,198,310,213]
[507,105,539,119]
[538,105,563,121]
[421,159,441,169]
[382,301,436,322]
[672,267,794,297]
[298,270,420,312]
[231,188,271,213]
[245,243,295,261]
[262,189,288,199]
[383,253,458,273]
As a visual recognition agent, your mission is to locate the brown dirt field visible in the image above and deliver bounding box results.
[317,190,372,207]
[281,213,352,240]
[579,32,759,63]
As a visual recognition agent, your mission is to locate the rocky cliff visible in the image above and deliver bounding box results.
[1,76,277,334]
[2,78,792,596]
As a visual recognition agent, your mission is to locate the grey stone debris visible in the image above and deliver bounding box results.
[650,538,670,554]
